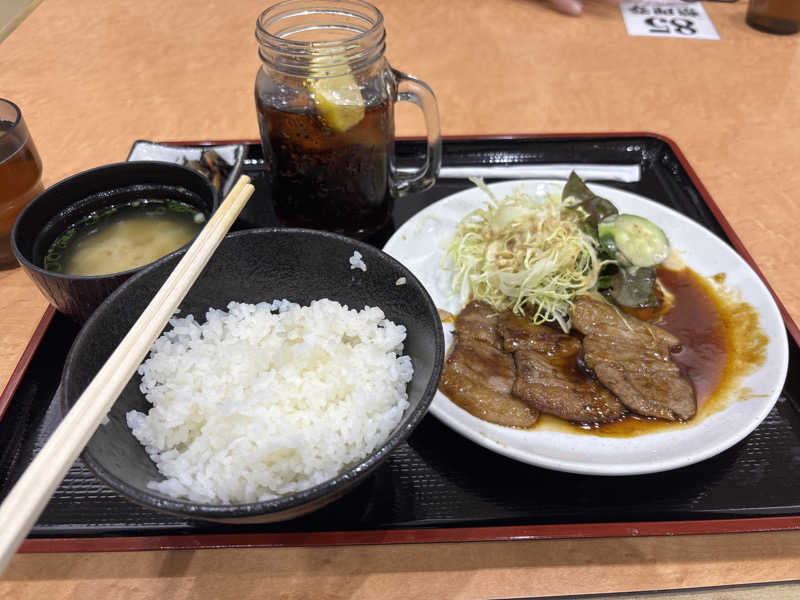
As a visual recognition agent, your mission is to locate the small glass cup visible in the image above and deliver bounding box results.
[747,0,800,35]
[0,99,43,269]
[255,0,441,239]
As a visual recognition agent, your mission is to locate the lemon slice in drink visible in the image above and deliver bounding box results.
[306,53,365,133]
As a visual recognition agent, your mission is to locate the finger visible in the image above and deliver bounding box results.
[548,0,583,15]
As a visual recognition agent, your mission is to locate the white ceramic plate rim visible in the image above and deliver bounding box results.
[384,180,789,476]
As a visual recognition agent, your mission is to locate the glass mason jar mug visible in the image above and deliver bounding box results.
[255,0,441,238]
[0,99,43,269]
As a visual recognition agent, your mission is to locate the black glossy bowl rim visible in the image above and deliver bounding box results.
[11,160,218,281]
[61,227,445,520]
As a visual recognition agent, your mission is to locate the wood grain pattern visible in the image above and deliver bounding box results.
[1,0,799,597]
[3,531,800,599]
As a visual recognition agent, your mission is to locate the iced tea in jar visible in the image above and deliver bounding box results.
[255,0,441,238]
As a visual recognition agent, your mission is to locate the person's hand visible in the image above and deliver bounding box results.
[547,0,620,16]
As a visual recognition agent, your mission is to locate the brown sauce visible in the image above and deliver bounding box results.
[655,266,729,407]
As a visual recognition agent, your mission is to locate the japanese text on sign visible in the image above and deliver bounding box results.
[621,1,720,40]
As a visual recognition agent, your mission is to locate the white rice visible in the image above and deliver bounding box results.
[349,250,367,271]
[126,299,412,504]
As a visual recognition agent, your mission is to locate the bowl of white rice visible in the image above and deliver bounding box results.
[60,228,444,523]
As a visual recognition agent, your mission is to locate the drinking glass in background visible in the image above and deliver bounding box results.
[0,99,43,269]
[254,0,441,239]
[747,0,800,34]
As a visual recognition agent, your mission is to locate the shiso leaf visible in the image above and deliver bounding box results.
[563,171,618,237]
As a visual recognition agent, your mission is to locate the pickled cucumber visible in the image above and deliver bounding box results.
[597,214,670,268]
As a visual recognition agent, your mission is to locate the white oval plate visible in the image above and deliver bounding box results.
[384,180,789,476]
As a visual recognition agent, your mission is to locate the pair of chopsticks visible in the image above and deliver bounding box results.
[0,176,255,574]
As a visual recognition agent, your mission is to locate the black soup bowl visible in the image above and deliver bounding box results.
[61,228,445,524]
[12,161,217,322]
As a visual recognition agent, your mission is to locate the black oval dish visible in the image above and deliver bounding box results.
[11,161,217,322]
[61,228,444,524]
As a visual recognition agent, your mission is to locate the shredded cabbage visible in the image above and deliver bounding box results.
[445,179,613,332]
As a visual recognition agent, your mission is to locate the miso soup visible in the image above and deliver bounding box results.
[44,200,206,276]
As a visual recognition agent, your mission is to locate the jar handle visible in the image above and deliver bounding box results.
[391,69,442,196]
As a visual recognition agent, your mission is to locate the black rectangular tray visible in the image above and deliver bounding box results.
[3,134,800,553]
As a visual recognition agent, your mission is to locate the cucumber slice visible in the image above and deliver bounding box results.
[597,214,670,268]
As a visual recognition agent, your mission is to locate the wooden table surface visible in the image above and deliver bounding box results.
[2,0,800,597]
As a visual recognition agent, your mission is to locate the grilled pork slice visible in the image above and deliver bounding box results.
[499,312,626,423]
[570,296,696,421]
[499,311,582,356]
[452,338,517,395]
[513,350,627,423]
[439,300,538,428]
[440,339,539,428]
[454,300,504,349]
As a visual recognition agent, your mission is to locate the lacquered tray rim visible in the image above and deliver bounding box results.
[19,516,800,554]
[0,305,55,423]
[5,133,800,554]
